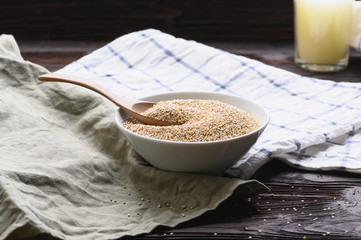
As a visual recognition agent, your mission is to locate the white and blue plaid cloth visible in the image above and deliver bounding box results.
[58,29,361,179]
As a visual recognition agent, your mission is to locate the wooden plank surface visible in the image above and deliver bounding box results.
[19,40,361,81]
[17,40,361,240]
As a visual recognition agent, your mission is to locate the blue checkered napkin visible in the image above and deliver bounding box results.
[58,29,361,180]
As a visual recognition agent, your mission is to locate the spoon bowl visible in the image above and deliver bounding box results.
[38,73,176,126]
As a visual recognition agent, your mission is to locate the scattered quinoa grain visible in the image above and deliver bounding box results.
[123,99,260,142]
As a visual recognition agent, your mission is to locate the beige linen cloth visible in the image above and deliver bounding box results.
[0,35,268,240]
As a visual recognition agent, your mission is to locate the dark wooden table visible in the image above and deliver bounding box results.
[18,40,361,240]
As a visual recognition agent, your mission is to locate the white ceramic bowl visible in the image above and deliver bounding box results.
[115,92,269,175]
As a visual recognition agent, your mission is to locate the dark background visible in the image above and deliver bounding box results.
[1,0,294,42]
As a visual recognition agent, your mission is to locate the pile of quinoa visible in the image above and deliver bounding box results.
[123,99,260,142]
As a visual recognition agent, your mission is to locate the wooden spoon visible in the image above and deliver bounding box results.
[38,73,176,126]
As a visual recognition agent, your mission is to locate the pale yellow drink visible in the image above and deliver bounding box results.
[294,0,352,71]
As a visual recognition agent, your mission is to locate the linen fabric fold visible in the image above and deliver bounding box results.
[0,34,268,240]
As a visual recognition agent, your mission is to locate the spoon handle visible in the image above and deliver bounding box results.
[38,73,176,126]
[38,73,138,110]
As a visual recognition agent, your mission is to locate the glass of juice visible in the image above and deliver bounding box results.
[294,0,353,72]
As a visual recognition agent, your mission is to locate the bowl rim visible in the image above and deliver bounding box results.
[115,91,269,145]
